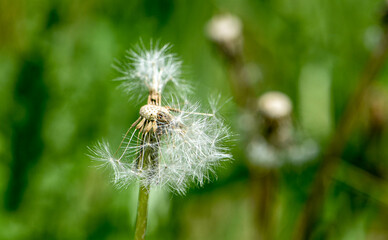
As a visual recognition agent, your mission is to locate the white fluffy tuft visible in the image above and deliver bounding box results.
[90,43,232,194]
[114,42,191,100]
[89,102,231,194]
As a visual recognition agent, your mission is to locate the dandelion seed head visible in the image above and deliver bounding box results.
[91,44,232,194]
[258,91,292,120]
[245,92,319,168]
[206,13,243,57]
[206,14,242,45]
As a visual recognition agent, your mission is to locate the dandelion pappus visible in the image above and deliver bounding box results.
[89,42,232,194]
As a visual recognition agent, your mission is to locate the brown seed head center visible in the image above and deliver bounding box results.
[140,105,170,121]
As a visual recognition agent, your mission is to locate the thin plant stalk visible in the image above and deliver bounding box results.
[249,167,277,240]
[135,184,150,240]
[293,22,388,240]
[133,92,161,240]
[226,55,277,240]
[219,40,276,240]
[207,17,276,239]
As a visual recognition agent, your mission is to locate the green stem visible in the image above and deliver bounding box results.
[250,167,277,240]
[134,184,150,240]
[134,118,159,240]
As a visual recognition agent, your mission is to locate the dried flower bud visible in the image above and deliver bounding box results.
[247,91,318,168]
[206,14,243,57]
[257,91,293,148]
[258,91,292,120]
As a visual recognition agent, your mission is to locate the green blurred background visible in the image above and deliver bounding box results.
[1,0,388,239]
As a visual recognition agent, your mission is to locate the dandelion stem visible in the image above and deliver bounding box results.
[134,184,150,240]
[134,129,159,240]
[250,168,277,240]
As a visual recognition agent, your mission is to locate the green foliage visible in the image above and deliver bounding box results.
[1,0,388,239]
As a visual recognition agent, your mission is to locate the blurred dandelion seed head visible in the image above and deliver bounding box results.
[206,13,243,57]
[206,14,242,44]
[258,91,292,120]
[90,43,232,194]
[246,91,318,168]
